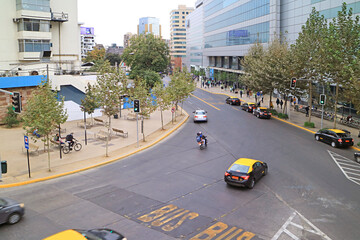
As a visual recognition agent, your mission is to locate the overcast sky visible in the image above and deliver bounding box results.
[78,0,197,47]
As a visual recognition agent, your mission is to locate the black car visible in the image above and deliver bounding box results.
[315,129,354,148]
[355,152,360,163]
[225,97,241,105]
[0,197,25,225]
[253,107,272,119]
[241,102,256,112]
[224,158,268,189]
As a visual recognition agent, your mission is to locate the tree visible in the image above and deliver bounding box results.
[105,53,122,66]
[136,69,162,89]
[95,68,128,156]
[22,80,68,171]
[322,2,360,128]
[3,105,20,128]
[291,7,328,123]
[152,82,172,130]
[130,78,157,141]
[84,47,105,63]
[81,83,100,124]
[122,33,170,86]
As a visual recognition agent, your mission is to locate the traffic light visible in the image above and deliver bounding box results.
[320,94,326,105]
[134,99,140,113]
[12,92,21,113]
[290,78,297,89]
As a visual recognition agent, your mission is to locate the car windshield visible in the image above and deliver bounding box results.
[229,164,249,173]
[196,111,206,115]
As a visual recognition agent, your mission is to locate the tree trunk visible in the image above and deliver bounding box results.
[269,89,273,108]
[283,95,287,114]
[142,118,145,141]
[334,83,339,128]
[46,136,51,171]
[160,107,164,130]
[105,116,111,157]
[181,102,183,115]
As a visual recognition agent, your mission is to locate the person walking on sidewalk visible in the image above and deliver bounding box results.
[240,90,243,98]
[280,100,283,109]
[305,106,309,117]
[276,98,280,108]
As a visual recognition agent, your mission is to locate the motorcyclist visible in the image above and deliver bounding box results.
[196,132,207,146]
[66,132,75,149]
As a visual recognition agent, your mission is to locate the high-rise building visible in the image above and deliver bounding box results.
[106,43,124,56]
[170,5,194,71]
[0,0,81,76]
[138,17,161,37]
[185,0,360,80]
[124,32,135,48]
[81,27,95,59]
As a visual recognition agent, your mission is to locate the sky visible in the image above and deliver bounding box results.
[78,0,197,47]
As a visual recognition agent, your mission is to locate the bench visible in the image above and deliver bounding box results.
[112,128,128,138]
[23,143,40,155]
[94,118,106,125]
[126,113,136,120]
[96,130,110,140]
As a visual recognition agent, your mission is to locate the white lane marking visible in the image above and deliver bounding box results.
[336,162,360,168]
[272,211,332,240]
[328,150,360,186]
[341,167,360,173]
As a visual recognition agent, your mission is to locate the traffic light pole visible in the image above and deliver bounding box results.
[136,113,139,148]
[321,85,325,129]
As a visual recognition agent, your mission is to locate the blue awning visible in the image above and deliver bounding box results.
[0,75,46,89]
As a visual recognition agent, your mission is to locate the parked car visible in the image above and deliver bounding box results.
[193,110,207,122]
[225,97,241,105]
[253,107,272,119]
[241,102,256,112]
[224,158,268,189]
[0,197,25,225]
[43,228,127,240]
[314,129,354,148]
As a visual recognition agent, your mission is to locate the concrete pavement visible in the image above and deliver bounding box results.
[0,108,188,187]
[196,82,360,150]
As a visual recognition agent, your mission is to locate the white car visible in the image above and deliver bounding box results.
[193,110,207,122]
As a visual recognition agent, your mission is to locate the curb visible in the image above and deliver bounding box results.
[0,111,189,188]
[197,87,360,152]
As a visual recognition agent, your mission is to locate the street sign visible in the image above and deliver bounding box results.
[24,136,29,150]
[171,107,175,113]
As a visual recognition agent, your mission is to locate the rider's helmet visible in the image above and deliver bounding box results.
[197,131,202,136]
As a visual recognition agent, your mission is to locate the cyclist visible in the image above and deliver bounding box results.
[65,133,75,150]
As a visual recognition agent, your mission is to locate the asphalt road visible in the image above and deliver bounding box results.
[1,89,359,240]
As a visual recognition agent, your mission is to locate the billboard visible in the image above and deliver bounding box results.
[81,27,94,35]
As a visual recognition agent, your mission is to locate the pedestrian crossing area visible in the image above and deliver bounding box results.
[328,150,360,186]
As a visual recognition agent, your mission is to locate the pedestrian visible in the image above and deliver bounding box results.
[240,90,243,98]
[305,106,309,117]
[246,90,249,97]
[276,98,280,108]
[255,95,258,103]
[261,95,264,103]
[280,99,283,109]
[270,101,274,109]
[249,90,252,98]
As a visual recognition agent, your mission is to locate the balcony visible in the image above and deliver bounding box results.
[51,11,68,22]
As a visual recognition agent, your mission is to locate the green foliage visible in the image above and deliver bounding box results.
[81,83,99,115]
[3,105,20,128]
[269,109,278,116]
[84,47,105,63]
[131,69,161,89]
[304,121,315,128]
[357,142,360,147]
[90,59,112,73]
[105,53,122,66]
[168,70,195,107]
[277,113,288,119]
[22,79,68,171]
[122,33,170,78]
[152,82,172,129]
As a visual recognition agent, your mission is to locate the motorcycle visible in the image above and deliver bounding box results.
[198,136,207,150]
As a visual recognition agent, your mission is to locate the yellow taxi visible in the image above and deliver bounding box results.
[253,107,272,119]
[241,102,256,112]
[224,158,268,189]
[43,228,126,240]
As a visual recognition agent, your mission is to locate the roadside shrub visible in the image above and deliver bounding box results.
[357,142,360,147]
[278,113,288,119]
[304,121,315,128]
[3,106,20,128]
[270,109,278,115]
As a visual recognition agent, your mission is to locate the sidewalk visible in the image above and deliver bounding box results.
[197,82,360,149]
[0,108,188,187]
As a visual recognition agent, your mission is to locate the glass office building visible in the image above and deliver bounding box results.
[186,0,360,78]
[138,17,161,37]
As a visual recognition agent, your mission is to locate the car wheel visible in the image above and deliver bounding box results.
[256,114,259,118]
[315,135,320,141]
[248,177,255,189]
[8,213,21,224]
[331,142,337,148]
[355,156,360,163]
[263,167,268,176]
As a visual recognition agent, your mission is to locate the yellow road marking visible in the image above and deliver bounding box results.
[190,93,220,111]
[231,106,240,111]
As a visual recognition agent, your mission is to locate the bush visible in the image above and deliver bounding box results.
[357,142,360,147]
[3,106,20,128]
[278,113,288,119]
[270,109,278,115]
[304,121,315,128]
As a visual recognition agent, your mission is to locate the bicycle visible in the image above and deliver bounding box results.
[62,138,82,154]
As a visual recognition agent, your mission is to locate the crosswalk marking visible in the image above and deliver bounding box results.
[272,211,331,240]
[328,150,360,186]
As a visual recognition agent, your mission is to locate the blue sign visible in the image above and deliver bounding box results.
[24,136,29,150]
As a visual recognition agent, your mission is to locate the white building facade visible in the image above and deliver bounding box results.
[0,0,81,76]
[81,27,96,59]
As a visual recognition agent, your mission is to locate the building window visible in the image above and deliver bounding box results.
[172,16,179,19]
[16,0,50,12]
[182,16,185,19]
[18,19,50,32]
[172,20,179,23]
[18,39,51,52]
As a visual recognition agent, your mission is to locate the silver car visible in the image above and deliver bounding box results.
[193,110,207,122]
[0,197,25,225]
